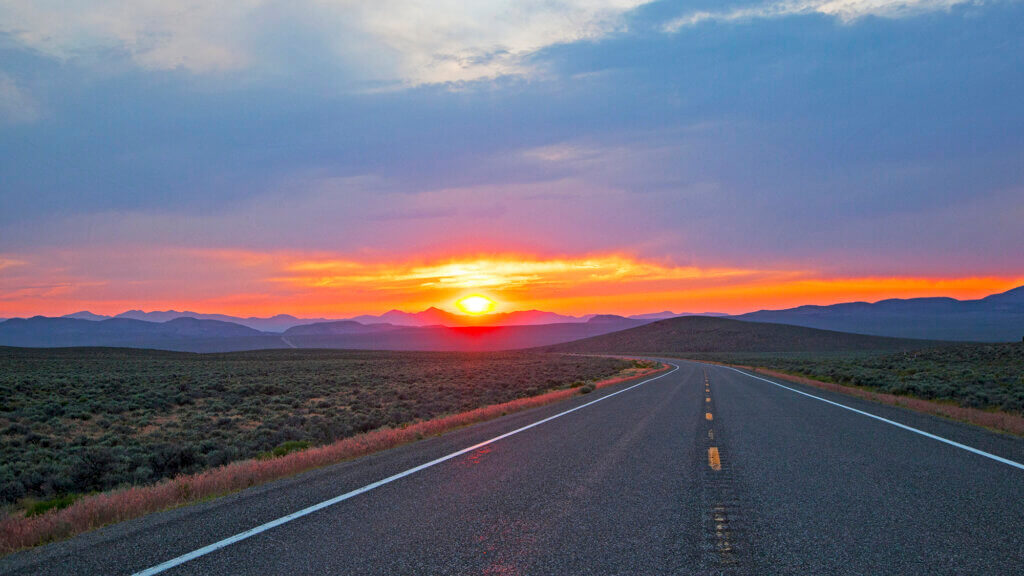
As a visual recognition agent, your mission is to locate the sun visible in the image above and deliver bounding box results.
[455,295,497,315]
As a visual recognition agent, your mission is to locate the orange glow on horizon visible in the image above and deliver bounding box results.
[0,247,1021,319]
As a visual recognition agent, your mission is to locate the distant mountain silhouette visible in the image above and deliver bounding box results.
[587,314,639,324]
[63,311,111,321]
[0,317,279,352]
[980,285,1024,304]
[281,319,648,352]
[109,310,334,332]
[348,307,591,327]
[626,311,730,320]
[349,307,466,327]
[282,321,404,336]
[0,314,648,352]
[735,285,1024,342]
[9,284,1020,351]
[547,316,937,355]
[278,315,649,351]
[59,307,596,331]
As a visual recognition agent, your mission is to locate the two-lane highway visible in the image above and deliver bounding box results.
[2,360,1022,575]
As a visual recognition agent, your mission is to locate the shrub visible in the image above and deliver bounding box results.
[259,440,311,460]
[0,348,637,509]
[0,359,666,555]
[25,494,79,517]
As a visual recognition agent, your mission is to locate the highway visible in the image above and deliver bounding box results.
[2,360,1023,575]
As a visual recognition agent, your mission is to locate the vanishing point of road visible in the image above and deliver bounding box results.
[3,360,1022,575]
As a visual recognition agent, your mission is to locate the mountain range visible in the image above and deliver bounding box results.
[0,314,650,352]
[57,307,702,332]
[736,285,1024,342]
[279,316,652,352]
[0,317,279,352]
[0,285,1020,352]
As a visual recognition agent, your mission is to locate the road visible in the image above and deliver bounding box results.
[3,360,1023,575]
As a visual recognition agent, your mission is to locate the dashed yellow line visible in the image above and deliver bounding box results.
[706,412,713,421]
[708,447,721,470]
[706,397,711,402]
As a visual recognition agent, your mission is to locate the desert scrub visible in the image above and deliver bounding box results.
[0,347,631,508]
[682,343,1024,413]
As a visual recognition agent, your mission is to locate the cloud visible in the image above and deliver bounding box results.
[3,245,1021,318]
[0,0,652,83]
[0,72,41,123]
[277,253,760,293]
[0,256,26,271]
[0,1,257,72]
[337,0,653,84]
[664,0,984,30]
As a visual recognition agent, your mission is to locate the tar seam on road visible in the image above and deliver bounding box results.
[130,363,681,576]
[721,365,1024,472]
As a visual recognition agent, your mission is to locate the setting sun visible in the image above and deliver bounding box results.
[456,295,497,315]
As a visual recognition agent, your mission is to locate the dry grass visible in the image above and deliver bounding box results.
[0,362,666,555]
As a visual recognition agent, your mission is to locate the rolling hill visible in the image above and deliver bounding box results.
[0,317,284,352]
[94,310,335,332]
[736,285,1024,342]
[0,315,651,353]
[58,307,594,331]
[546,316,939,355]
[281,316,651,351]
[8,284,1020,352]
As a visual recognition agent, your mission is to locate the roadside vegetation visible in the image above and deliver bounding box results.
[0,347,637,520]
[684,343,1024,415]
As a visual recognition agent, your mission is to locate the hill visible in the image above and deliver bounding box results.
[347,307,591,326]
[282,317,650,351]
[112,311,334,332]
[736,285,1024,342]
[0,317,283,352]
[58,307,594,331]
[282,321,404,336]
[0,315,650,353]
[546,316,938,355]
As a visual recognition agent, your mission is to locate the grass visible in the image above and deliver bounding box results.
[0,348,664,555]
[24,495,80,518]
[257,440,312,460]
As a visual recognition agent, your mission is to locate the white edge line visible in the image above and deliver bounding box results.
[132,363,680,576]
[717,364,1024,472]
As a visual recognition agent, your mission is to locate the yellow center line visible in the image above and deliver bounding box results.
[708,447,721,470]
[706,412,713,421]
[706,397,711,402]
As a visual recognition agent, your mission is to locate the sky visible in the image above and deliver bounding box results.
[1,0,1022,318]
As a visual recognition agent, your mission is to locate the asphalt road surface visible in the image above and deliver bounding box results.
[3,360,1023,575]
